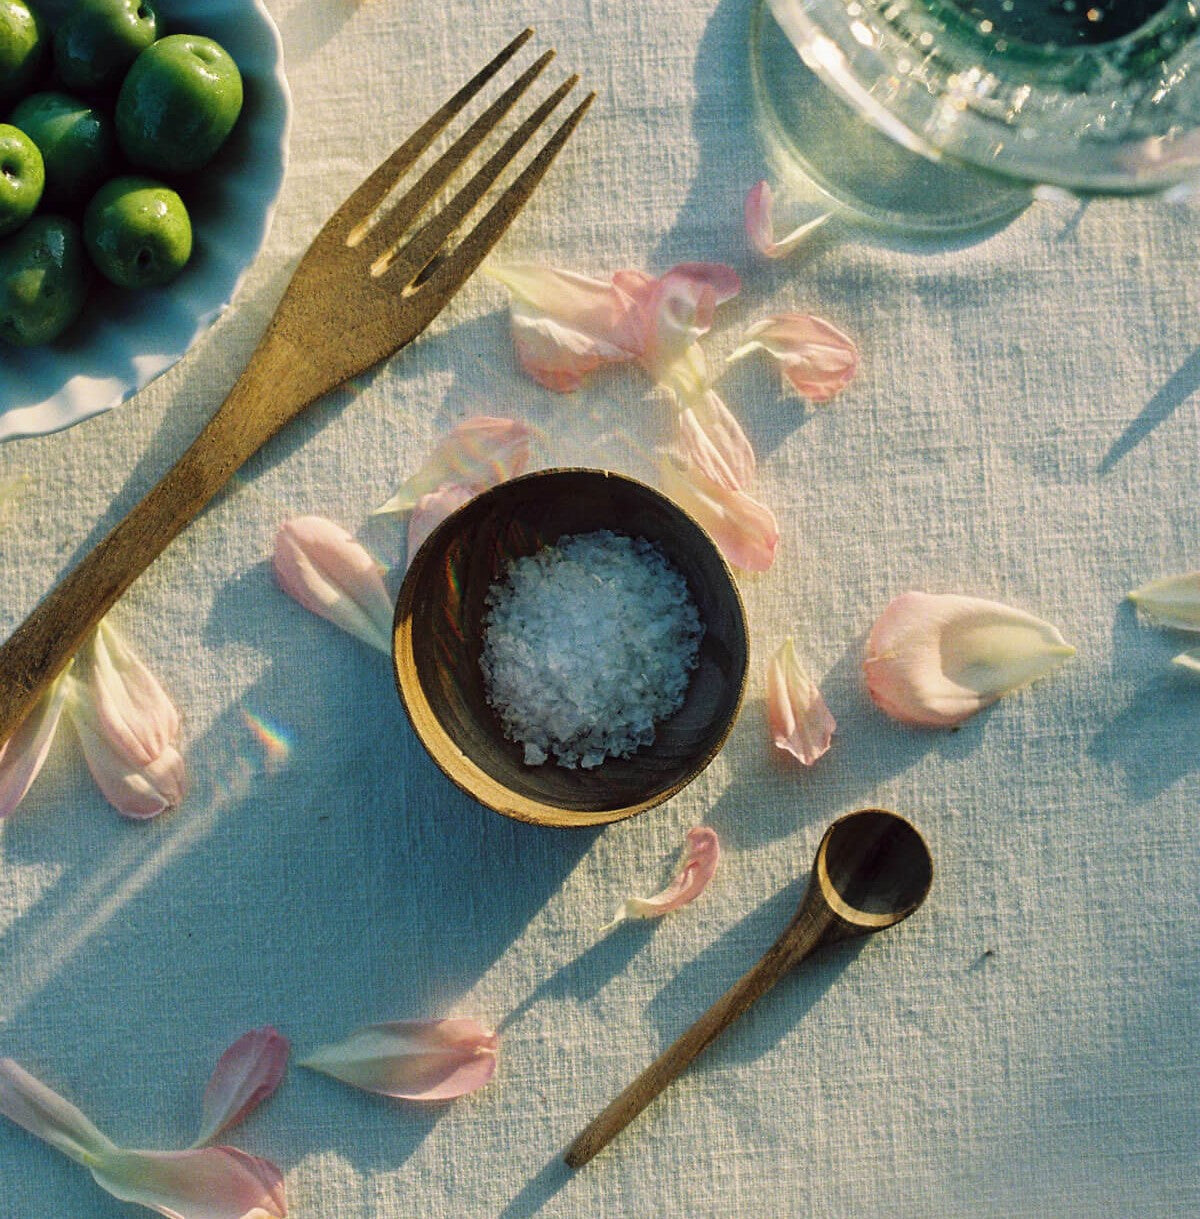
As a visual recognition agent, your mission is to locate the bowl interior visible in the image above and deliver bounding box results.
[0,0,291,440]
[394,470,749,827]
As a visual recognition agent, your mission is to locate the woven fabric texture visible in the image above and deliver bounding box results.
[0,1,1197,1216]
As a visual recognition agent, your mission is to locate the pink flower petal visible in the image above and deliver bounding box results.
[660,460,779,572]
[375,417,534,514]
[194,1029,290,1149]
[75,620,180,768]
[766,637,835,765]
[744,180,830,259]
[0,1058,116,1166]
[66,677,186,819]
[0,1061,286,1219]
[300,1019,498,1101]
[603,827,720,930]
[490,260,739,398]
[674,389,756,492]
[617,262,741,311]
[617,263,740,395]
[0,672,69,819]
[864,592,1075,727]
[406,484,475,566]
[487,262,643,391]
[273,517,394,654]
[92,1147,286,1219]
[729,314,859,402]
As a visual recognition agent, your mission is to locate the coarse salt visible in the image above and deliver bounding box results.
[480,531,704,768]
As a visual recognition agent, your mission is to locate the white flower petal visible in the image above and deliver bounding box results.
[406,484,475,566]
[1128,572,1200,631]
[76,620,180,767]
[301,1019,498,1101]
[865,592,1075,727]
[66,677,186,819]
[660,459,779,572]
[616,263,739,395]
[744,180,830,258]
[0,1059,116,1167]
[374,417,534,515]
[1172,648,1200,675]
[674,388,756,492]
[485,262,643,392]
[0,1061,287,1219]
[92,1146,287,1219]
[728,314,859,403]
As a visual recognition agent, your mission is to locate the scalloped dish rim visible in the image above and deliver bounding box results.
[0,0,293,442]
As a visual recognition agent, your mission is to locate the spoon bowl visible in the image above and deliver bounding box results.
[814,808,933,933]
[565,808,933,1166]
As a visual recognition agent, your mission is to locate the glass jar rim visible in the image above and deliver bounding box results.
[766,0,1200,196]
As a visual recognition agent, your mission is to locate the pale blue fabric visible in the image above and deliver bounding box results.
[0,1,1197,1217]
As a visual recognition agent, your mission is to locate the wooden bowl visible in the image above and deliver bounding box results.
[393,468,749,827]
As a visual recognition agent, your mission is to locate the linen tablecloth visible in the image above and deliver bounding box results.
[1,2,1197,1216]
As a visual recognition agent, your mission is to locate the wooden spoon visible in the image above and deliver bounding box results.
[564,808,933,1167]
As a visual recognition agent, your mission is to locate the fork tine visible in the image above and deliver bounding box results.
[355,48,557,254]
[374,74,579,282]
[323,28,534,241]
[413,92,595,301]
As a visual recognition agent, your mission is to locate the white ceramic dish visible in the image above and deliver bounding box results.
[0,0,291,442]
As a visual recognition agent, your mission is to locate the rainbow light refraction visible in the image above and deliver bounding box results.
[241,709,294,774]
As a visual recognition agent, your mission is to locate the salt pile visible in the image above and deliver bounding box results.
[480,531,704,768]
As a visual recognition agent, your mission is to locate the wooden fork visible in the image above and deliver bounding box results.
[0,29,592,744]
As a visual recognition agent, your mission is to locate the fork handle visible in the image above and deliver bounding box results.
[0,332,313,743]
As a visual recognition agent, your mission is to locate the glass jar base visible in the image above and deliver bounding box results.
[750,0,1032,235]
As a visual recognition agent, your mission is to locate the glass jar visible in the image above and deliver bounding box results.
[751,0,1200,232]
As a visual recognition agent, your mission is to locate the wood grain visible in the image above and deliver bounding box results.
[0,31,590,746]
[393,468,750,827]
[564,809,933,1165]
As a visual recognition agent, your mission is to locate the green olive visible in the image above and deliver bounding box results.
[9,92,114,209]
[0,0,45,108]
[0,123,44,238]
[55,0,160,92]
[116,34,243,174]
[0,215,89,347]
[84,175,192,288]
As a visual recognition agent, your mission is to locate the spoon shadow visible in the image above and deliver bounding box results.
[643,877,866,1065]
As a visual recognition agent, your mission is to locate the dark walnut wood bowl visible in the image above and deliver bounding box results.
[393,468,749,828]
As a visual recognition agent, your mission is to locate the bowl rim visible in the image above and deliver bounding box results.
[0,0,293,442]
[392,466,750,828]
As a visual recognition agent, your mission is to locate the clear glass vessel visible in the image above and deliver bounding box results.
[751,0,1200,232]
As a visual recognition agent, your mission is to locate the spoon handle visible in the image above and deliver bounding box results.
[564,902,836,1168]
